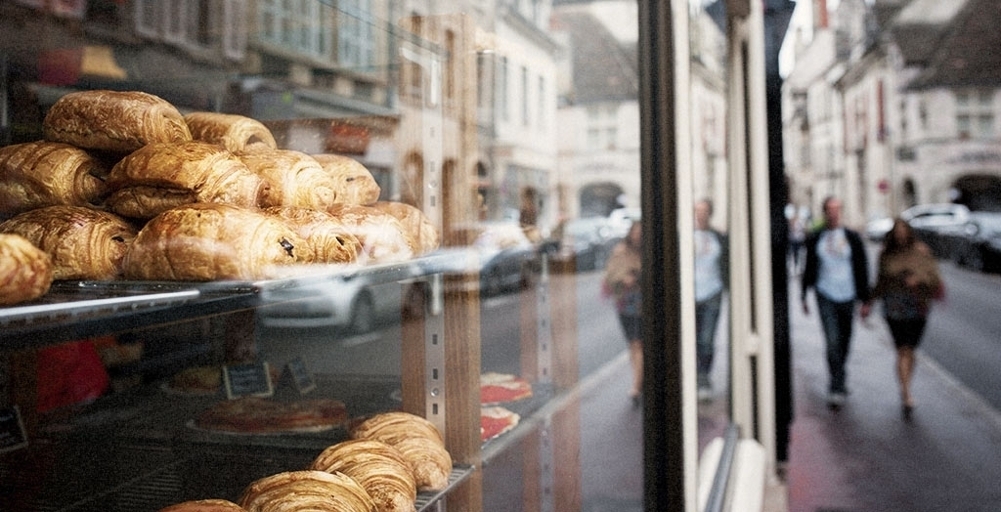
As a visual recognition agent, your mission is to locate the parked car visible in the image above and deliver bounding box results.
[865,216,894,242]
[558,216,621,272]
[433,221,540,296]
[607,207,642,240]
[257,262,423,333]
[937,211,1001,272]
[901,203,971,258]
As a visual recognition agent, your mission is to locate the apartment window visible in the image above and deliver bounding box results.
[258,0,333,59]
[537,75,546,130]
[521,66,530,127]
[586,103,617,150]
[338,0,375,68]
[956,89,994,138]
[222,0,247,60]
[498,57,509,122]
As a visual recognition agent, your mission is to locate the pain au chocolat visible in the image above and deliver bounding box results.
[327,204,415,264]
[263,207,362,264]
[184,112,278,154]
[43,90,191,153]
[105,141,269,220]
[237,149,337,210]
[311,153,381,206]
[311,439,418,512]
[350,412,452,491]
[0,141,109,215]
[123,203,312,281]
[157,499,247,512]
[239,470,374,512]
[0,233,53,305]
[0,205,136,281]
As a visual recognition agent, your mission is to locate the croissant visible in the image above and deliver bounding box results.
[238,149,337,210]
[157,499,247,512]
[0,141,109,215]
[311,154,381,206]
[263,207,362,263]
[311,439,417,512]
[105,141,269,220]
[43,90,191,153]
[0,233,53,305]
[239,470,374,512]
[327,204,415,264]
[123,203,312,281]
[350,412,452,491]
[0,206,136,280]
[184,112,278,153]
[371,202,439,256]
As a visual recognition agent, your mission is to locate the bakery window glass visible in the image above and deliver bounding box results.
[0,1,783,511]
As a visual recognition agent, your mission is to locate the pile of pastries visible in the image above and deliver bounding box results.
[157,411,452,512]
[0,90,439,305]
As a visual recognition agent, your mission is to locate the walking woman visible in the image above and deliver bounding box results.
[603,220,643,407]
[861,218,943,420]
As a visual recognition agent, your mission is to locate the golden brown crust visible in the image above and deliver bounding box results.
[105,141,269,220]
[195,396,348,434]
[350,412,451,491]
[326,204,414,264]
[184,112,278,153]
[311,439,417,512]
[237,150,336,210]
[263,207,362,264]
[43,90,191,153]
[370,202,439,256]
[0,205,136,280]
[123,203,312,281]
[157,499,247,512]
[311,154,381,206]
[0,141,109,215]
[239,470,375,512]
[0,233,53,305]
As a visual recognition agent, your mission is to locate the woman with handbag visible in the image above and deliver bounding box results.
[861,218,944,420]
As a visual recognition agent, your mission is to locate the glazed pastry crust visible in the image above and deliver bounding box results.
[123,203,311,281]
[311,439,417,512]
[184,112,278,153]
[263,207,362,264]
[157,499,247,512]
[238,149,336,210]
[105,141,268,220]
[43,90,191,153]
[0,141,109,215]
[239,470,375,512]
[312,154,381,206]
[0,206,136,280]
[327,204,415,264]
[371,202,439,256]
[0,233,53,305]
[350,412,452,491]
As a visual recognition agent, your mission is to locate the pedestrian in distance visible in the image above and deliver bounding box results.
[603,220,643,408]
[861,218,943,420]
[693,199,728,400]
[801,196,871,410]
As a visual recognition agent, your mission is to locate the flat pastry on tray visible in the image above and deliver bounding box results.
[0,233,53,305]
[184,112,278,154]
[194,396,349,434]
[43,90,192,153]
[157,499,247,512]
[0,205,136,280]
[123,203,312,281]
[0,141,109,215]
[105,141,269,220]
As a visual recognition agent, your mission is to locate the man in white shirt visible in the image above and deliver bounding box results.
[694,199,728,400]
[801,196,871,409]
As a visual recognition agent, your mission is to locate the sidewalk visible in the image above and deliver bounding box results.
[783,281,1001,512]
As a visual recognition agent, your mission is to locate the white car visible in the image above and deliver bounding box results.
[256,263,423,333]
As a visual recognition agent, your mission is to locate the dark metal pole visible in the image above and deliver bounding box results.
[637,0,686,510]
